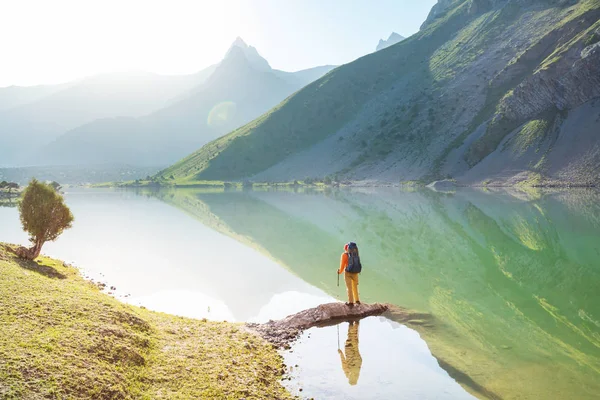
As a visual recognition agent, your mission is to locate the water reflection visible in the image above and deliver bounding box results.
[338,321,362,386]
[149,186,600,400]
[1,186,599,399]
[0,189,330,322]
[0,197,17,208]
[285,317,475,400]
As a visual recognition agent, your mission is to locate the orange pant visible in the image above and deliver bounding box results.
[344,272,359,303]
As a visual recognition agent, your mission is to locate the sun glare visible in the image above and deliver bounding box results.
[0,0,246,86]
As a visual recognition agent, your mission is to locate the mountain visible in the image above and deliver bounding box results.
[273,65,338,87]
[224,37,272,71]
[0,83,71,111]
[0,67,216,166]
[376,32,406,51]
[0,164,162,185]
[35,39,336,167]
[160,0,600,187]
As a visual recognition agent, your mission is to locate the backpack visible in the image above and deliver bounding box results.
[346,242,362,273]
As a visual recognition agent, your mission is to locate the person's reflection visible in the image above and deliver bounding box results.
[338,320,363,385]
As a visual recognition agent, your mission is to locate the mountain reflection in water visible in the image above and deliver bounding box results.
[150,186,600,400]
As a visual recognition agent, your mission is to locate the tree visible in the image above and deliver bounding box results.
[5,182,19,194]
[49,181,62,192]
[13,179,74,260]
[0,181,7,189]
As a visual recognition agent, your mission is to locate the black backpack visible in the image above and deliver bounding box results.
[346,242,362,273]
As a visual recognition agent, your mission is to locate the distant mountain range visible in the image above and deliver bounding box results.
[160,0,600,187]
[0,38,335,168]
[0,83,71,111]
[376,32,405,51]
[0,68,216,166]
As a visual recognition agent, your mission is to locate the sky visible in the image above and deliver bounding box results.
[0,0,437,87]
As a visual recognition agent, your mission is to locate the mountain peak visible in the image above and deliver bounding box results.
[376,32,405,51]
[231,36,248,48]
[224,37,271,72]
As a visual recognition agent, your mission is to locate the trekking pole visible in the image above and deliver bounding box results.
[337,271,340,287]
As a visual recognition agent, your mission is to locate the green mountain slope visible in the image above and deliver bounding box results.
[160,0,600,185]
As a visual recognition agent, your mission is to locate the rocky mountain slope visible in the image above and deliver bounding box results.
[160,0,600,186]
[34,39,335,167]
[376,32,406,51]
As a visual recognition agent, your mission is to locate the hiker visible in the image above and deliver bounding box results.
[338,242,362,306]
[338,320,363,385]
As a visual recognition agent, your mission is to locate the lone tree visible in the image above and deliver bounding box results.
[49,181,62,192]
[7,182,19,194]
[13,179,74,260]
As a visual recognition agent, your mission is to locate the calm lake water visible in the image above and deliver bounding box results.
[1,187,599,400]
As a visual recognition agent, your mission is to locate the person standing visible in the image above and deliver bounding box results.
[338,242,362,306]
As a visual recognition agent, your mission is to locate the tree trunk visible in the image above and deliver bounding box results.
[13,240,44,260]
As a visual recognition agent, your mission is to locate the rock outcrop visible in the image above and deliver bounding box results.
[376,32,405,51]
[247,302,433,348]
[501,43,600,122]
[247,303,388,348]
[420,0,456,30]
[465,6,600,166]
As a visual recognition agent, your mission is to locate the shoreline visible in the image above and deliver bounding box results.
[0,243,294,399]
[91,178,599,191]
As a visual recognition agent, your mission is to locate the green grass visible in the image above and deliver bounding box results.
[0,243,292,399]
[539,1,600,70]
[429,3,520,82]
[511,118,551,154]
[516,171,545,187]
[584,28,600,46]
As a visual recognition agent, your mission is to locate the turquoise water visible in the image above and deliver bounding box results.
[1,187,599,399]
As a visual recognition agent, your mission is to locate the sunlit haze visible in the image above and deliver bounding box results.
[0,0,436,87]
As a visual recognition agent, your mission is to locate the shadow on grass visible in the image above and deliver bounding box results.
[15,258,67,279]
[1,245,69,280]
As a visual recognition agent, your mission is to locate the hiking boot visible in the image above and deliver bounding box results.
[355,301,361,305]
[345,302,354,307]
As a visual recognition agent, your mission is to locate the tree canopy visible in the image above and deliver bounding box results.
[15,179,74,259]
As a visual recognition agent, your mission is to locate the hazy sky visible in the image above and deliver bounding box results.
[0,0,437,87]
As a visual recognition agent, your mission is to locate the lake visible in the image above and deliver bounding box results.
[1,186,599,400]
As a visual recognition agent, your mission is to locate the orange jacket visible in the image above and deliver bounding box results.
[338,252,349,274]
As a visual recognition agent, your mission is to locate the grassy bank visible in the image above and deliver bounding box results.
[0,243,292,399]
